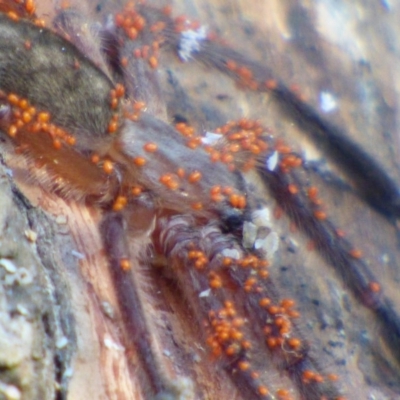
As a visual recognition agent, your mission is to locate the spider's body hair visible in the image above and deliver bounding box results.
[0,13,115,151]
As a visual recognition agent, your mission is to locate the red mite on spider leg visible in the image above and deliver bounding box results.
[0,1,400,399]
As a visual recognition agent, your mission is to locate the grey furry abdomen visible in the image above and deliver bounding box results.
[0,14,114,146]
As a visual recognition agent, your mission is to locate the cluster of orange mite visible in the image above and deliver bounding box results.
[270,136,373,284]
[2,0,45,26]
[204,297,332,400]
[114,2,173,70]
[184,238,309,399]
[206,302,271,398]
[204,297,343,399]
[4,92,76,149]
[225,58,309,103]
[107,83,125,134]
[283,154,381,294]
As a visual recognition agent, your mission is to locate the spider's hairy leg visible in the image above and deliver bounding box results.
[258,160,400,362]
[170,13,400,220]
[113,115,247,216]
[101,212,196,400]
[107,2,173,120]
[156,214,346,400]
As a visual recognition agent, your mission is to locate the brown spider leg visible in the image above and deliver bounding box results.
[111,5,174,120]
[157,215,345,400]
[270,84,400,219]
[136,5,400,220]
[156,215,281,400]
[179,42,400,220]
[257,162,400,365]
[101,211,194,400]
